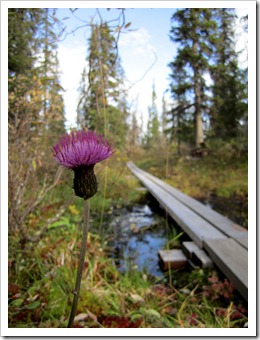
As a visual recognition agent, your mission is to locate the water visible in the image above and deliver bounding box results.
[108,204,168,277]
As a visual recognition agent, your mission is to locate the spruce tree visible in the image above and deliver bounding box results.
[8,9,43,77]
[8,8,66,239]
[8,8,45,123]
[28,8,66,144]
[8,8,65,139]
[46,52,66,143]
[78,22,129,147]
[129,111,140,147]
[169,9,217,147]
[161,95,168,141]
[209,9,248,139]
[145,82,160,147]
[168,54,194,153]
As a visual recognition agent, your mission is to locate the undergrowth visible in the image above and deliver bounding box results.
[8,225,248,328]
[137,141,248,228]
[8,145,248,328]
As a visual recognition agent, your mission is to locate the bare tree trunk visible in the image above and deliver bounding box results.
[193,41,204,148]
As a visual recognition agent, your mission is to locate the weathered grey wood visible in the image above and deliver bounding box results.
[182,241,213,268]
[182,241,201,258]
[127,162,248,249]
[203,238,248,300]
[158,249,188,270]
[234,237,248,249]
[193,249,214,269]
[127,162,227,248]
[127,162,248,299]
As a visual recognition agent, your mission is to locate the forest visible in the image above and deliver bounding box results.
[7,8,249,331]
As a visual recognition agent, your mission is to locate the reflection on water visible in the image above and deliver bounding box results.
[109,204,168,277]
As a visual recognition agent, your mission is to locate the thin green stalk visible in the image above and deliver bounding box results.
[68,199,90,328]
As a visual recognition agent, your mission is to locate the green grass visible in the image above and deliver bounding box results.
[8,211,247,328]
[137,141,248,228]
[8,146,248,328]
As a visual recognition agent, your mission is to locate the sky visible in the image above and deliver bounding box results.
[56,5,249,131]
[56,7,176,130]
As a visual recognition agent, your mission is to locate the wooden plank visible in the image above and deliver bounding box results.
[144,169,248,244]
[234,237,248,249]
[203,238,248,301]
[193,249,214,269]
[127,162,227,248]
[127,162,248,299]
[182,241,201,259]
[182,241,213,268]
[158,249,187,271]
[128,162,248,249]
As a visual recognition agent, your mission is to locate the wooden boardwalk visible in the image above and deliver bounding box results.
[127,162,248,300]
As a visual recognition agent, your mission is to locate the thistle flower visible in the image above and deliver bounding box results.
[52,130,113,327]
[52,130,113,200]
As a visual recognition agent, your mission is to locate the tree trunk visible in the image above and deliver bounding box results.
[193,41,204,148]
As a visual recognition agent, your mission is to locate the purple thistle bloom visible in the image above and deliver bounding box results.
[52,130,113,199]
[52,130,113,169]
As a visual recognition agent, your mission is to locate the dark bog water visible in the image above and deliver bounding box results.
[108,204,168,277]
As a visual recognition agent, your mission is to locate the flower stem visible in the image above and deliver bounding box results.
[68,199,90,328]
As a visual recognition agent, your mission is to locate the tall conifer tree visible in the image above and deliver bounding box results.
[8,8,45,124]
[169,9,217,147]
[209,9,247,139]
[78,22,128,147]
[145,82,160,147]
[168,54,194,152]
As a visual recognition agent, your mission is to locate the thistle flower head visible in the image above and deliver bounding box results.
[52,130,113,169]
[52,130,113,199]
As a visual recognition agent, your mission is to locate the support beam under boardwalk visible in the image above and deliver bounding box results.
[182,241,213,269]
[158,249,188,271]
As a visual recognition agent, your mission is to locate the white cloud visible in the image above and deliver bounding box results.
[235,9,248,68]
[56,8,249,134]
[118,28,159,123]
[57,43,88,128]
[118,28,156,81]
[119,28,155,56]
[56,14,173,132]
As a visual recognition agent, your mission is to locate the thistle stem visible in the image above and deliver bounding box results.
[68,199,90,328]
